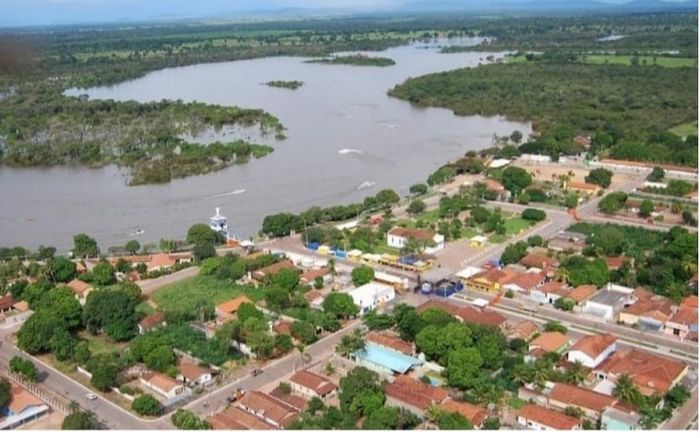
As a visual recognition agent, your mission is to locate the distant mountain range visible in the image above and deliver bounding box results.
[401,0,697,12]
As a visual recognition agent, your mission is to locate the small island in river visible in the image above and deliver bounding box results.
[305,54,396,66]
[264,80,304,90]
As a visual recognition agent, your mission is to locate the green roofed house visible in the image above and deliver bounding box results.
[350,343,423,376]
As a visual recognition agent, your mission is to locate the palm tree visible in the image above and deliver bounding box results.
[425,405,443,424]
[554,268,571,284]
[681,259,697,276]
[612,374,639,406]
[565,361,588,385]
[532,362,551,389]
[512,364,533,387]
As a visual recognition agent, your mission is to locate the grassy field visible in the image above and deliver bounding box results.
[76,331,127,356]
[583,55,697,68]
[135,301,156,316]
[152,276,266,313]
[669,121,698,138]
[504,217,533,235]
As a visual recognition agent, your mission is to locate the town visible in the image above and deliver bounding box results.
[0,149,697,431]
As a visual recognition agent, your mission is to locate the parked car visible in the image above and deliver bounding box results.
[251,369,263,377]
[86,393,97,400]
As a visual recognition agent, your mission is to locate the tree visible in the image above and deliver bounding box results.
[237,303,264,323]
[291,320,317,344]
[639,199,654,218]
[47,256,77,283]
[186,223,225,246]
[598,192,627,215]
[544,321,568,334]
[665,384,691,409]
[565,361,588,384]
[339,366,385,417]
[648,167,665,182]
[335,329,366,358]
[351,266,374,287]
[51,330,77,361]
[482,417,501,430]
[501,166,532,194]
[272,268,300,292]
[613,374,642,407]
[362,310,394,331]
[171,409,211,430]
[36,246,57,261]
[313,276,324,289]
[264,286,290,312]
[585,168,613,188]
[375,189,400,206]
[73,341,92,365]
[395,305,423,341]
[87,355,119,391]
[446,347,483,389]
[145,345,176,372]
[9,356,39,381]
[564,193,579,209]
[682,210,697,226]
[83,289,138,341]
[416,323,473,365]
[554,297,574,311]
[434,409,473,430]
[510,130,523,143]
[407,199,426,216]
[521,208,546,222]
[0,378,10,409]
[500,241,528,265]
[91,261,116,286]
[132,394,162,416]
[409,183,428,196]
[73,234,99,258]
[193,243,216,262]
[588,227,626,256]
[323,293,359,319]
[62,405,100,430]
[125,240,141,255]
[17,310,66,354]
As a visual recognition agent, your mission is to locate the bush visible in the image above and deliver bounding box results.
[351,266,374,287]
[521,208,546,222]
[585,168,613,188]
[132,394,162,416]
[9,356,39,382]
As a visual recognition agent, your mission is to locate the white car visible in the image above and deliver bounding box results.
[86,392,97,400]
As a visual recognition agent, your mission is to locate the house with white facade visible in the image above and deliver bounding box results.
[386,227,444,254]
[567,334,617,368]
[348,282,395,315]
[517,404,581,431]
[289,370,337,400]
[177,362,215,387]
[140,372,189,402]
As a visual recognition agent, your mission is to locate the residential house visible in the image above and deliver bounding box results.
[215,296,253,322]
[177,362,214,387]
[464,268,519,294]
[567,285,598,305]
[66,278,92,305]
[0,383,50,430]
[508,320,540,342]
[237,391,300,429]
[348,282,395,315]
[416,300,508,331]
[289,370,338,400]
[604,256,628,271]
[601,406,641,430]
[273,320,293,336]
[502,272,546,295]
[439,399,488,428]
[528,332,569,359]
[366,331,415,356]
[386,227,445,255]
[517,404,581,431]
[300,267,331,286]
[252,259,296,282]
[567,334,617,368]
[211,406,276,430]
[0,295,15,314]
[384,375,449,417]
[547,231,587,253]
[138,312,165,334]
[664,296,698,340]
[140,372,188,401]
[303,290,324,310]
[531,281,569,305]
[484,178,509,200]
[618,290,673,331]
[548,383,620,420]
[594,349,688,396]
[519,254,559,270]
[568,181,600,195]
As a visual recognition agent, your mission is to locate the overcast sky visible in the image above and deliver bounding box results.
[0,0,688,27]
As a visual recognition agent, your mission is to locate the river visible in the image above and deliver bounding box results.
[0,38,530,251]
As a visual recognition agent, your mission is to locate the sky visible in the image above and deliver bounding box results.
[0,0,692,27]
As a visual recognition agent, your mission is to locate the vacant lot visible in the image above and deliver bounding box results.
[584,55,697,68]
[669,121,698,138]
[152,276,266,313]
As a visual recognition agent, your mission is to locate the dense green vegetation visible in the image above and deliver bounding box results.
[265,80,304,90]
[390,59,697,167]
[306,54,396,66]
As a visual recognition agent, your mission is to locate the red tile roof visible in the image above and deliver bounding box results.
[510,321,540,340]
[538,281,568,294]
[211,406,276,430]
[289,370,337,397]
[273,320,293,336]
[567,285,598,303]
[506,272,546,290]
[141,372,181,393]
[385,375,448,411]
[669,306,698,327]
[416,300,507,328]
[549,383,617,414]
[388,227,436,241]
[66,279,91,297]
[0,295,16,310]
[7,382,45,414]
[682,295,698,309]
[440,399,488,427]
[520,253,558,269]
[604,256,628,270]
[366,331,414,355]
[622,296,673,320]
[530,332,568,353]
[569,334,616,359]
[139,312,165,330]
[569,181,600,191]
[518,404,581,430]
[300,267,330,283]
[178,361,213,381]
[252,259,296,281]
[238,391,300,428]
[215,296,253,316]
[595,349,688,396]
[269,387,309,411]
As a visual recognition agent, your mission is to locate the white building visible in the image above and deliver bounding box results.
[140,372,188,401]
[582,284,634,321]
[386,227,444,255]
[348,282,395,315]
[517,404,581,431]
[289,370,338,400]
[567,334,617,368]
